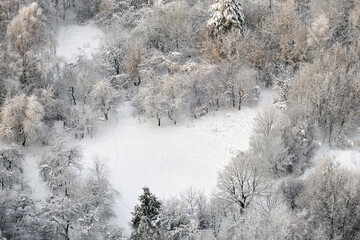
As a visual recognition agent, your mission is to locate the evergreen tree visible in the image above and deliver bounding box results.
[207,0,245,36]
[131,187,162,240]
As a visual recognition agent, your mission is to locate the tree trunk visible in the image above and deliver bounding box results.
[65,222,70,240]
[70,87,76,105]
[104,112,108,120]
[158,118,161,127]
[238,96,242,110]
[232,87,236,108]
[115,59,120,75]
[22,135,27,147]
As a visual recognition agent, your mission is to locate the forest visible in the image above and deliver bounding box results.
[1,0,360,239]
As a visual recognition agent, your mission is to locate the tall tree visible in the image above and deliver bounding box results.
[90,79,118,120]
[5,2,54,87]
[131,187,162,240]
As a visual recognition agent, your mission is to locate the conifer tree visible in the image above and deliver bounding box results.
[131,187,162,240]
[207,0,245,36]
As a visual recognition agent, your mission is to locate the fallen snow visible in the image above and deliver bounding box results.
[314,146,360,171]
[56,23,104,63]
[80,90,274,231]
[23,149,51,200]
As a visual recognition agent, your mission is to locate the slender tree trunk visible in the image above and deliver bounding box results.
[65,222,70,240]
[70,87,76,105]
[238,96,242,110]
[104,112,108,120]
[232,87,236,108]
[115,59,120,75]
[22,135,27,147]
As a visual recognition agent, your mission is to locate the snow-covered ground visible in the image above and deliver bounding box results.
[79,91,274,231]
[56,23,104,63]
[314,146,360,171]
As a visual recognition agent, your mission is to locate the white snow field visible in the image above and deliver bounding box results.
[80,91,274,231]
[56,23,104,63]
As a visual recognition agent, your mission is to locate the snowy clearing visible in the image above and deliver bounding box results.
[56,23,104,63]
[314,146,360,171]
[79,90,274,231]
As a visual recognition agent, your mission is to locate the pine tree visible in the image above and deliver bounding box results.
[207,0,245,36]
[131,187,162,240]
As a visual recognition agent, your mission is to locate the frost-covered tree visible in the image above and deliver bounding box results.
[215,152,269,215]
[37,86,58,122]
[41,192,80,240]
[1,194,42,240]
[5,2,54,86]
[0,94,44,146]
[132,2,193,52]
[90,80,118,120]
[280,178,304,210]
[39,141,82,196]
[101,28,127,75]
[296,158,360,239]
[160,198,194,240]
[307,14,330,51]
[280,107,317,173]
[207,0,245,36]
[221,63,257,110]
[131,187,162,240]
[250,108,291,176]
[234,202,293,240]
[77,158,120,239]
[76,0,102,21]
[0,146,23,190]
[0,147,41,239]
[0,0,19,40]
[288,46,360,143]
[63,105,97,139]
[124,39,145,86]
[40,142,81,240]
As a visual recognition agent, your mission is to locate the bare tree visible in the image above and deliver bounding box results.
[215,152,269,215]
